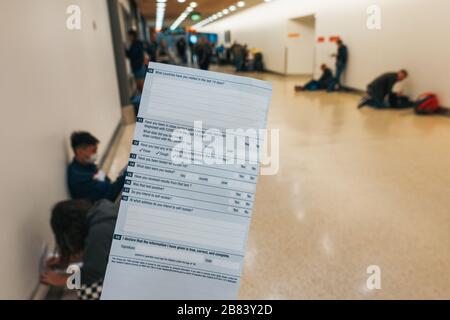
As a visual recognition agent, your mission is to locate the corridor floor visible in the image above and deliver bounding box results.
[109,66,450,299]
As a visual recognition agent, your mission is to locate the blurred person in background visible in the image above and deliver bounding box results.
[358,70,409,109]
[241,45,249,71]
[331,39,348,91]
[295,64,334,91]
[176,37,187,64]
[196,37,212,71]
[231,41,243,72]
[157,39,173,64]
[146,29,158,63]
[40,199,118,300]
[125,29,146,91]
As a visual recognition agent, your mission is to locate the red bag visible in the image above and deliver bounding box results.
[415,93,440,114]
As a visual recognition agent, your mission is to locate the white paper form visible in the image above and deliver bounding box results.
[101,63,272,300]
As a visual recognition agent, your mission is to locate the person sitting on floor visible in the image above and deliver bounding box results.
[358,70,409,109]
[40,199,118,300]
[295,64,334,91]
[68,131,125,202]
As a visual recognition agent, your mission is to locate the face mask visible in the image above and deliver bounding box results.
[86,154,98,164]
[93,169,106,182]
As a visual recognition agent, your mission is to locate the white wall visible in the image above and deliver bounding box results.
[203,0,450,105]
[0,0,121,299]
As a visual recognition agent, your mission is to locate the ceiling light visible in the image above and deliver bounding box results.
[193,0,248,30]
[170,2,200,30]
[155,0,166,31]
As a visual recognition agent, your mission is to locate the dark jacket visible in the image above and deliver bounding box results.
[67,159,125,202]
[196,44,212,68]
[146,42,157,63]
[318,68,333,85]
[367,72,398,101]
[337,45,348,65]
[81,199,118,285]
[176,38,186,57]
[125,40,145,72]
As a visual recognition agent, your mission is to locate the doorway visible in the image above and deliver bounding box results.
[285,15,316,75]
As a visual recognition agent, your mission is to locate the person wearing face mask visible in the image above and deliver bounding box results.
[67,131,126,202]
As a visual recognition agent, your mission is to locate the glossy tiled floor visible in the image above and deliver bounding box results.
[109,66,450,300]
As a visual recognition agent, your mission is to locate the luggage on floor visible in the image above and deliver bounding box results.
[415,93,441,115]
